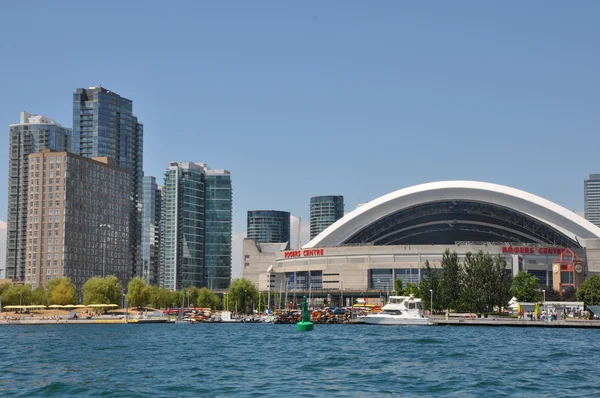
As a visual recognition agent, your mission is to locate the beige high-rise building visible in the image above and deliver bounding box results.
[26,149,131,291]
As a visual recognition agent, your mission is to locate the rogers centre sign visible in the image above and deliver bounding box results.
[501,246,565,255]
[283,248,325,258]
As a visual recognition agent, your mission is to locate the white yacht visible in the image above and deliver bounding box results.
[360,295,430,325]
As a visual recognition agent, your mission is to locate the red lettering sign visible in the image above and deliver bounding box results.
[501,246,565,255]
[283,248,325,258]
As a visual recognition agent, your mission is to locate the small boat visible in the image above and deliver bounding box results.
[359,295,430,326]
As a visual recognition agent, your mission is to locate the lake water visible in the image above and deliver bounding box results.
[0,323,597,397]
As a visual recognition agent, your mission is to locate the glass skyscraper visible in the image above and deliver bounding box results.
[247,210,291,244]
[142,176,162,286]
[160,162,206,290]
[204,168,232,290]
[310,195,345,240]
[159,162,232,291]
[585,174,600,228]
[72,87,143,280]
[5,112,71,281]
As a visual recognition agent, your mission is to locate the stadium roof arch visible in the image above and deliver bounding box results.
[304,181,600,249]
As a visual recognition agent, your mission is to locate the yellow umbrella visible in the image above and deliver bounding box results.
[48,305,63,308]
[75,305,87,308]
[106,304,119,307]
[29,305,47,308]
[3,305,22,309]
[87,304,109,308]
[62,305,76,309]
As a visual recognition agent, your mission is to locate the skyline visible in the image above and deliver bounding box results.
[1,2,600,277]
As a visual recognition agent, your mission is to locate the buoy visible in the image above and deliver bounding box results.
[296,296,314,331]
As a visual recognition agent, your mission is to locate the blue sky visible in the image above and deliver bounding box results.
[1,1,599,245]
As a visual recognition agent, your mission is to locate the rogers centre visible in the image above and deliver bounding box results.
[242,181,600,306]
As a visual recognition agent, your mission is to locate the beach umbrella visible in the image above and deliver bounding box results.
[62,305,76,309]
[106,304,119,307]
[87,304,109,308]
[3,305,21,309]
[74,305,87,308]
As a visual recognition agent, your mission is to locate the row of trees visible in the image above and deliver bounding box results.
[0,278,78,306]
[401,249,600,312]
[413,250,513,313]
[1,276,261,313]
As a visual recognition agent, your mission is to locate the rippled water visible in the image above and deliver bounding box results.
[0,324,598,397]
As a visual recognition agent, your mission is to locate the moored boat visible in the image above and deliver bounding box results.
[359,295,430,325]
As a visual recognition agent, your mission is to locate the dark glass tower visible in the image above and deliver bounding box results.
[159,162,233,291]
[310,195,345,240]
[247,210,291,244]
[142,176,162,286]
[204,168,232,290]
[160,162,206,290]
[72,87,143,281]
[5,112,71,281]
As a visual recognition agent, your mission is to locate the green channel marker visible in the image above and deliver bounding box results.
[296,296,314,331]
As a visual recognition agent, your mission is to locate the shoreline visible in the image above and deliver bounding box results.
[2,317,600,328]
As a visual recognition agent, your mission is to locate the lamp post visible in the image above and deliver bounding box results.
[99,224,111,278]
[244,290,247,315]
[186,290,190,309]
[542,289,546,313]
[429,289,433,315]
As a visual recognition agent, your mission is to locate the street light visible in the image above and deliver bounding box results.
[542,289,546,313]
[186,290,190,309]
[99,224,112,278]
[429,289,433,315]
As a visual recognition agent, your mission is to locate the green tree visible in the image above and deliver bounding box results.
[1,284,32,306]
[511,271,540,302]
[404,282,419,296]
[394,278,404,296]
[47,278,77,305]
[196,287,221,309]
[82,276,122,305]
[228,278,258,314]
[31,287,48,305]
[462,250,508,312]
[419,261,443,313]
[541,286,561,302]
[576,275,600,306]
[440,249,462,311]
[488,255,513,312]
[127,277,150,309]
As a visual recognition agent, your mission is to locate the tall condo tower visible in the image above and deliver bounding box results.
[585,174,600,228]
[310,195,345,240]
[5,112,71,281]
[204,168,232,290]
[247,210,291,244]
[159,162,232,291]
[72,87,143,282]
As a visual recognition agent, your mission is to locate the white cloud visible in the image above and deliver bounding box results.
[0,220,6,279]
